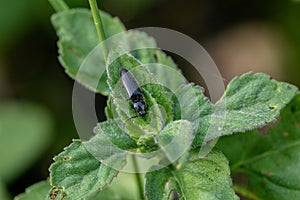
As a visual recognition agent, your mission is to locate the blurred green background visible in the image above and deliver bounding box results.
[0,0,299,199]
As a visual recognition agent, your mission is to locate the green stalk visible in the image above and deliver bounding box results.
[88,0,108,63]
[48,0,69,12]
[131,156,145,200]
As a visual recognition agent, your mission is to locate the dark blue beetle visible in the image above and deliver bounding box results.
[120,68,147,117]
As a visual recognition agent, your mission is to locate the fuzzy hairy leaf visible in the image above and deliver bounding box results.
[194,73,298,145]
[93,120,137,150]
[51,8,125,95]
[14,180,124,200]
[89,172,143,200]
[49,119,137,200]
[115,30,157,65]
[104,49,187,121]
[155,120,193,166]
[84,120,137,170]
[217,93,300,200]
[88,188,123,200]
[173,83,212,147]
[137,120,193,165]
[107,53,172,136]
[145,149,239,200]
[49,140,120,200]
[148,50,186,89]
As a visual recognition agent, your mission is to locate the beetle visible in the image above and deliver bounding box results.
[120,68,147,117]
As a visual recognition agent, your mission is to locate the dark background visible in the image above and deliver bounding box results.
[0,0,299,198]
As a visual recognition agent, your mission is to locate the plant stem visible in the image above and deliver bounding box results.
[48,0,69,12]
[88,0,108,63]
[131,156,145,200]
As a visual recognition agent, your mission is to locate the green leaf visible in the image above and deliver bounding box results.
[105,95,118,119]
[148,50,188,121]
[0,101,53,182]
[202,72,298,142]
[110,29,186,85]
[150,50,186,88]
[137,120,193,162]
[173,83,212,147]
[116,30,156,64]
[14,181,50,200]
[93,120,137,150]
[49,139,120,200]
[155,120,194,166]
[84,120,137,169]
[51,8,125,95]
[107,53,172,136]
[14,180,125,200]
[88,187,123,200]
[114,31,186,90]
[104,49,187,121]
[145,167,179,200]
[145,149,239,200]
[92,172,141,200]
[217,93,300,199]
